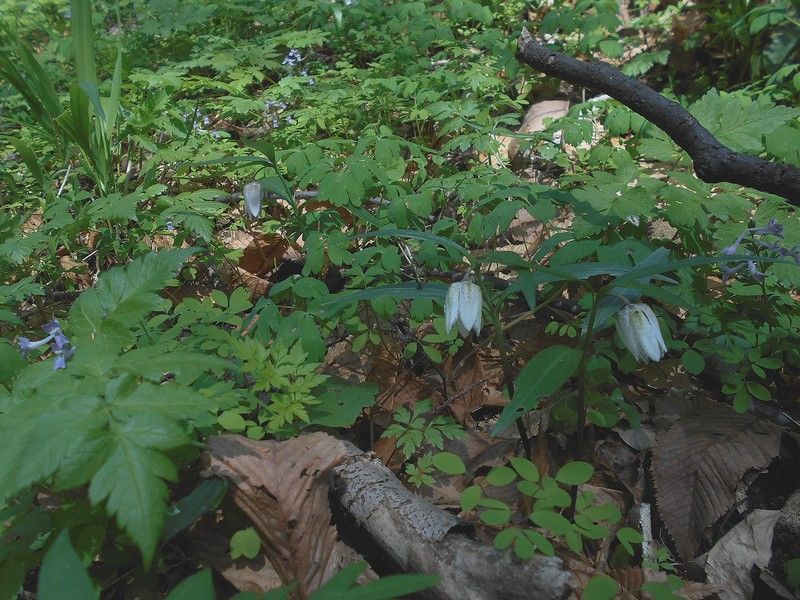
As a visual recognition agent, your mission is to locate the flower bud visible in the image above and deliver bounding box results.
[243,182,264,218]
[444,279,482,338]
[616,303,667,363]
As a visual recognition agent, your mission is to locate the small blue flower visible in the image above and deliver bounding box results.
[751,218,784,239]
[18,336,51,357]
[17,319,75,369]
[282,48,302,67]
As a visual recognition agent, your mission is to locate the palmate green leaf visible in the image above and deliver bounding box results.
[113,345,229,385]
[689,89,800,153]
[69,249,195,349]
[111,382,215,421]
[88,415,188,566]
[0,390,106,505]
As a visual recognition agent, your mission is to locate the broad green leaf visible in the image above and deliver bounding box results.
[431,452,466,475]
[555,461,594,486]
[486,466,516,486]
[682,349,705,375]
[230,528,261,560]
[69,249,195,349]
[164,569,215,600]
[493,346,581,434]
[583,575,619,600]
[38,530,98,600]
[88,415,189,565]
[162,479,228,541]
[308,380,378,427]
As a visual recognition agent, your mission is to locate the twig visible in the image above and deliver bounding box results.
[515,28,800,204]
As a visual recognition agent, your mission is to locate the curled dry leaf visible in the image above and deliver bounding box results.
[705,509,781,600]
[201,433,350,598]
[651,399,783,560]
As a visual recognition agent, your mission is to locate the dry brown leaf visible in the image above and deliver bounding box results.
[705,509,780,600]
[321,341,374,384]
[202,433,349,598]
[186,516,285,594]
[443,351,506,424]
[651,399,783,560]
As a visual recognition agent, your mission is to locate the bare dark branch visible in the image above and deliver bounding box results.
[516,28,800,204]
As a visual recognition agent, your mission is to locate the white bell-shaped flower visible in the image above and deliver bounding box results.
[243,181,265,218]
[616,303,667,363]
[444,279,482,338]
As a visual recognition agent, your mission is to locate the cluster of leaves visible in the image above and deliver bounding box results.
[1,0,799,597]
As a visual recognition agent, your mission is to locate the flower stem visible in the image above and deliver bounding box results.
[475,273,531,459]
[575,292,601,457]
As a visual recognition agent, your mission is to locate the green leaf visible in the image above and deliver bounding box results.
[583,574,619,600]
[308,380,378,427]
[230,528,261,560]
[555,461,594,486]
[69,249,195,350]
[510,457,540,482]
[493,346,581,434]
[486,466,517,487]
[616,526,644,555]
[746,381,771,402]
[218,411,247,432]
[786,558,800,587]
[88,415,189,565]
[164,569,215,600]
[318,282,448,310]
[310,561,438,600]
[38,530,98,600]
[530,510,572,536]
[431,452,466,475]
[461,485,482,512]
[162,479,228,541]
[681,349,705,375]
[689,89,799,153]
[70,0,97,88]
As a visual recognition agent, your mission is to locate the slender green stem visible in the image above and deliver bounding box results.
[475,272,532,459]
[575,292,601,457]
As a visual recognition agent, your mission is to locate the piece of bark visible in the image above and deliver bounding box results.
[515,28,800,204]
[331,441,575,600]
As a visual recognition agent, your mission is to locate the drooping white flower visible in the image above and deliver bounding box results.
[444,279,482,338]
[243,182,264,218]
[616,303,667,363]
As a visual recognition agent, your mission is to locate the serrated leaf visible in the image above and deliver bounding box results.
[689,89,800,153]
[69,249,194,350]
[88,415,188,565]
[651,399,782,560]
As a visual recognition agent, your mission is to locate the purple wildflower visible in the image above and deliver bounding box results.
[17,336,50,357]
[751,218,784,239]
[747,260,766,282]
[17,319,75,369]
[282,48,302,67]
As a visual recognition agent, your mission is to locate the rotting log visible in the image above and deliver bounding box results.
[330,441,575,600]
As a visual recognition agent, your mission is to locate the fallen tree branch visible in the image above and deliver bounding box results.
[516,28,800,204]
[331,441,576,600]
